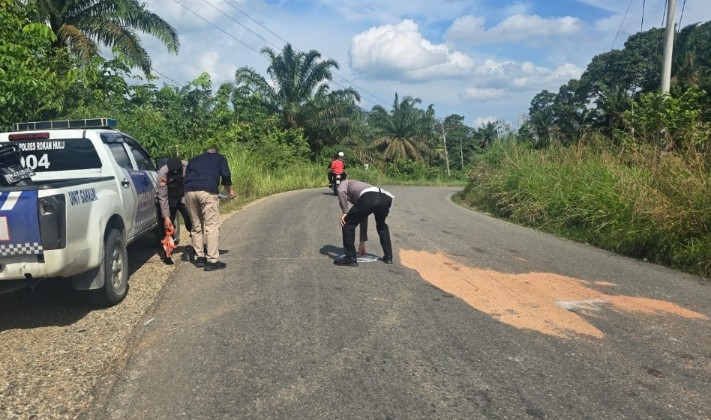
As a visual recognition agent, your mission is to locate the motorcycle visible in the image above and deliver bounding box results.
[331,172,345,195]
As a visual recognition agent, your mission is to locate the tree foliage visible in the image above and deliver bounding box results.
[622,88,711,152]
[526,21,711,152]
[234,43,360,155]
[28,0,179,75]
[442,114,473,170]
[367,94,437,164]
[0,0,72,129]
[3,4,478,175]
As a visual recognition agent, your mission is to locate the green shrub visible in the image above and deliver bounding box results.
[460,140,711,277]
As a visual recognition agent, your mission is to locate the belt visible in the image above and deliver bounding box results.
[360,187,394,199]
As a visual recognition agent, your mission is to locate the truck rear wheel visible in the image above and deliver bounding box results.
[86,228,128,306]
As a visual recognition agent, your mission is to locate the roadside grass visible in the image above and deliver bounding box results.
[220,148,465,214]
[458,140,711,278]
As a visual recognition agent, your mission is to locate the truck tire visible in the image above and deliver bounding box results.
[86,228,128,306]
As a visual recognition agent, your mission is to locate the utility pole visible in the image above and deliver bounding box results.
[661,0,676,94]
[459,134,464,170]
[440,122,450,177]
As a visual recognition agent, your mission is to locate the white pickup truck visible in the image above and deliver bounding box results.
[0,118,160,306]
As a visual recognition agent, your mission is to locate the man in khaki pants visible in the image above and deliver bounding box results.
[183,147,236,271]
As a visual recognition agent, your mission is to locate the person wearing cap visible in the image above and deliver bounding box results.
[334,179,394,267]
[157,157,193,262]
[183,147,236,271]
[327,151,346,188]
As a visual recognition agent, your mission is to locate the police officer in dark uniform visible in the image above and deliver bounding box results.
[334,179,394,267]
[157,157,193,261]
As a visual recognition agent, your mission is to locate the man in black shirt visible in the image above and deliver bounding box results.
[183,147,236,271]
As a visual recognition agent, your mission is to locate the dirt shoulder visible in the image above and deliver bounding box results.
[0,198,257,420]
[0,233,179,419]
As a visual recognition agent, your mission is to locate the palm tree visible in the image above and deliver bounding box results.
[592,83,632,141]
[234,43,360,154]
[301,90,363,152]
[368,93,436,162]
[30,0,179,75]
[477,121,499,149]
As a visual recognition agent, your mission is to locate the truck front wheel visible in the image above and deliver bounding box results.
[86,228,128,306]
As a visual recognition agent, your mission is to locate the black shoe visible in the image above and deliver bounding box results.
[204,261,226,271]
[194,257,206,268]
[182,245,195,262]
[334,256,358,267]
[382,255,393,264]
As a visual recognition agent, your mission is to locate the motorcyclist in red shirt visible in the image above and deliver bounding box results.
[328,151,346,188]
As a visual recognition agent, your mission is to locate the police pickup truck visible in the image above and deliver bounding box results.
[0,118,160,306]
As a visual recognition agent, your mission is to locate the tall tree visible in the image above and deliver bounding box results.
[0,0,71,128]
[442,114,472,170]
[476,121,500,149]
[234,43,360,154]
[528,90,556,147]
[29,0,179,75]
[552,79,588,144]
[673,22,711,122]
[590,83,633,141]
[368,94,435,163]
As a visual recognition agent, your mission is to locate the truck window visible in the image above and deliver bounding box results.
[125,138,155,171]
[107,143,133,170]
[12,139,102,172]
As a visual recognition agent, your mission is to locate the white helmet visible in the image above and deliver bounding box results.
[338,152,344,157]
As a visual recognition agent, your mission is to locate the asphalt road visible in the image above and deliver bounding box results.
[83,186,710,419]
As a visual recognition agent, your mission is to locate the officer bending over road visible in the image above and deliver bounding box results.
[334,179,394,267]
[183,147,236,272]
[157,157,194,262]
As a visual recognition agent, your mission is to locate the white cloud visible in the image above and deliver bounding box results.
[460,88,505,101]
[510,62,582,89]
[473,59,519,79]
[464,59,582,94]
[446,13,582,45]
[349,19,474,81]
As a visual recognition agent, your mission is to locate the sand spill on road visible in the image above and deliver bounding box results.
[400,250,706,339]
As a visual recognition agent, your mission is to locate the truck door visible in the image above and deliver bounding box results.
[123,138,158,238]
[105,143,139,240]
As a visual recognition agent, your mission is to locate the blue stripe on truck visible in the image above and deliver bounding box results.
[0,190,43,256]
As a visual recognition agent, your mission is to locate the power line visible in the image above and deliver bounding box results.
[150,68,183,86]
[171,0,265,57]
[219,0,390,107]
[190,0,369,101]
[197,0,280,52]
[662,0,668,26]
[167,0,389,109]
[612,0,634,49]
[678,0,687,30]
[222,0,290,46]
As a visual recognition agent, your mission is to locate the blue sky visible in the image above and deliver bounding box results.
[140,0,711,129]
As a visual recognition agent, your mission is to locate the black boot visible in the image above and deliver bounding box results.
[334,256,358,267]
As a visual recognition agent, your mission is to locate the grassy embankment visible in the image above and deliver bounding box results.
[217,148,463,213]
[455,140,711,278]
